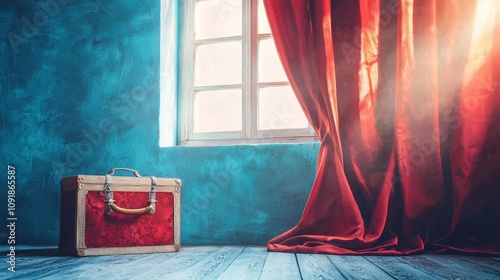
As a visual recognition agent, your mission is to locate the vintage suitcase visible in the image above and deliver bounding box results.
[58,168,181,256]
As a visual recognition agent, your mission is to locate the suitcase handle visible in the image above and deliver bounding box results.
[103,171,157,215]
[109,203,154,215]
[107,168,141,177]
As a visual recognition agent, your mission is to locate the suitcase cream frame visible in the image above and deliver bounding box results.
[59,168,181,256]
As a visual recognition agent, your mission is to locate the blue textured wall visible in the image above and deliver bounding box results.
[0,0,318,245]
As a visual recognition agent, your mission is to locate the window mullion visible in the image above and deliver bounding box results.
[180,0,195,144]
[242,0,252,139]
[249,0,258,138]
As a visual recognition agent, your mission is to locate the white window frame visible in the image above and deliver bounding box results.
[178,0,316,146]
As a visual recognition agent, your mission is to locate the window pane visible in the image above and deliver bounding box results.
[258,0,272,34]
[193,89,242,133]
[195,0,242,40]
[258,86,308,130]
[258,38,288,82]
[195,42,242,86]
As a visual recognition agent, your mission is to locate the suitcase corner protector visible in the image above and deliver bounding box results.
[77,248,86,256]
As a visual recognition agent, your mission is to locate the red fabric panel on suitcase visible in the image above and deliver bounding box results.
[85,191,174,248]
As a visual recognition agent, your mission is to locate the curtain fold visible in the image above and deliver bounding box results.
[264,0,500,255]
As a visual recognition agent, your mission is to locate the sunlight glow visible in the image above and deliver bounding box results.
[159,0,177,147]
[357,0,382,158]
[358,0,380,107]
[462,0,496,85]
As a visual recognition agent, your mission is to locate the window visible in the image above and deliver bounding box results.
[178,0,315,146]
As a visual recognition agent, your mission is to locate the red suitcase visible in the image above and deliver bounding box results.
[58,168,181,256]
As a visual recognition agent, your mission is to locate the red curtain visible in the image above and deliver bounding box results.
[264,0,500,255]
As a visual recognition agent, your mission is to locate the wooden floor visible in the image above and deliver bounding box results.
[1,245,500,279]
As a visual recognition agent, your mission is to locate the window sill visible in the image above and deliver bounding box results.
[178,136,319,147]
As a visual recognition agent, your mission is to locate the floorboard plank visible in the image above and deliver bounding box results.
[397,254,486,280]
[217,246,267,280]
[165,245,245,280]
[37,253,163,280]
[364,256,439,280]
[127,246,222,279]
[423,254,500,279]
[6,246,219,280]
[327,255,393,280]
[12,255,77,273]
[259,252,301,280]
[0,245,113,280]
[296,253,345,279]
[489,256,500,262]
